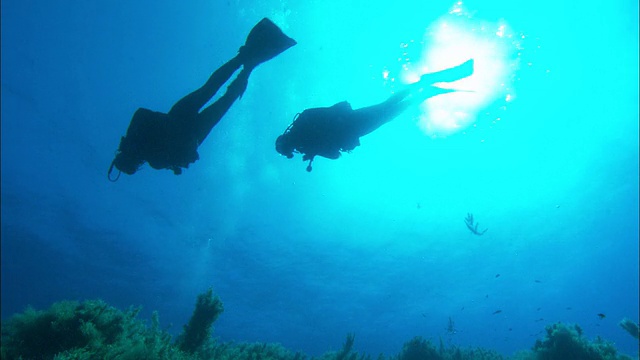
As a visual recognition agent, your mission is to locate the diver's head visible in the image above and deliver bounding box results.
[111,136,144,175]
[275,134,294,159]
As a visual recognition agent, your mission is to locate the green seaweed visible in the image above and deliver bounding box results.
[1,291,635,360]
[175,288,224,354]
[208,341,306,360]
[314,333,370,360]
[0,299,190,360]
[531,322,625,360]
[394,336,504,360]
[397,336,442,360]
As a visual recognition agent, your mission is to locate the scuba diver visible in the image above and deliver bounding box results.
[108,18,296,181]
[275,59,474,171]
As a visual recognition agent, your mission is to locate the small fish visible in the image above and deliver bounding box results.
[534,280,542,283]
[535,318,544,322]
[495,274,501,278]
[566,307,572,310]
[536,307,541,311]
[492,310,502,315]
[597,313,606,319]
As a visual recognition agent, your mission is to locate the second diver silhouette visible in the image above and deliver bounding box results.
[108,18,296,181]
[275,59,474,171]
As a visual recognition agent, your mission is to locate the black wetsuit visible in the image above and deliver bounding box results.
[278,92,410,169]
[286,101,362,161]
[110,17,296,179]
[122,108,200,174]
[276,59,475,171]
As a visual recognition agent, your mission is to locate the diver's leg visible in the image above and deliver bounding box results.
[348,89,412,137]
[193,67,252,144]
[346,61,474,139]
[168,55,243,119]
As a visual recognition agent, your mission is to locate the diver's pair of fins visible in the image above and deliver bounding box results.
[241,18,472,82]
[240,18,474,99]
[416,59,475,97]
[240,18,297,69]
[419,59,475,84]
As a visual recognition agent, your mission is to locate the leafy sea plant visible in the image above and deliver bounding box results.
[209,341,306,360]
[395,336,505,360]
[0,299,191,360]
[532,322,623,360]
[174,287,224,354]
[397,336,442,360]
[2,292,634,360]
[313,333,372,360]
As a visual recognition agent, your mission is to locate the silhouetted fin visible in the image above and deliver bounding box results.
[240,18,297,68]
[415,85,454,99]
[420,59,474,84]
[415,84,474,101]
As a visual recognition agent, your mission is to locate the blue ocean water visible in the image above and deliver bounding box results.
[1,0,638,358]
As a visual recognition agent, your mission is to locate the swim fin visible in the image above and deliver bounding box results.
[414,85,474,103]
[240,18,297,69]
[419,59,474,84]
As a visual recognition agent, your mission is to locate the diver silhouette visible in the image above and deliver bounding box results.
[275,59,474,171]
[108,18,296,181]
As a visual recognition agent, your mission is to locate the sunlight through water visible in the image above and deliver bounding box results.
[391,1,523,138]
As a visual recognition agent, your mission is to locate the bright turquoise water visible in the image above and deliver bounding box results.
[2,0,638,357]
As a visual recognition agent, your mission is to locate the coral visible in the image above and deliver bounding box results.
[175,288,224,354]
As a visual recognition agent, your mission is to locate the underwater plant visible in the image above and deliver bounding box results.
[313,333,372,360]
[0,299,188,360]
[175,287,224,354]
[205,341,306,360]
[531,322,626,360]
[397,336,442,360]
[1,291,635,360]
[395,336,505,360]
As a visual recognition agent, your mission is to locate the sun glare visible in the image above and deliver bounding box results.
[395,2,522,138]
